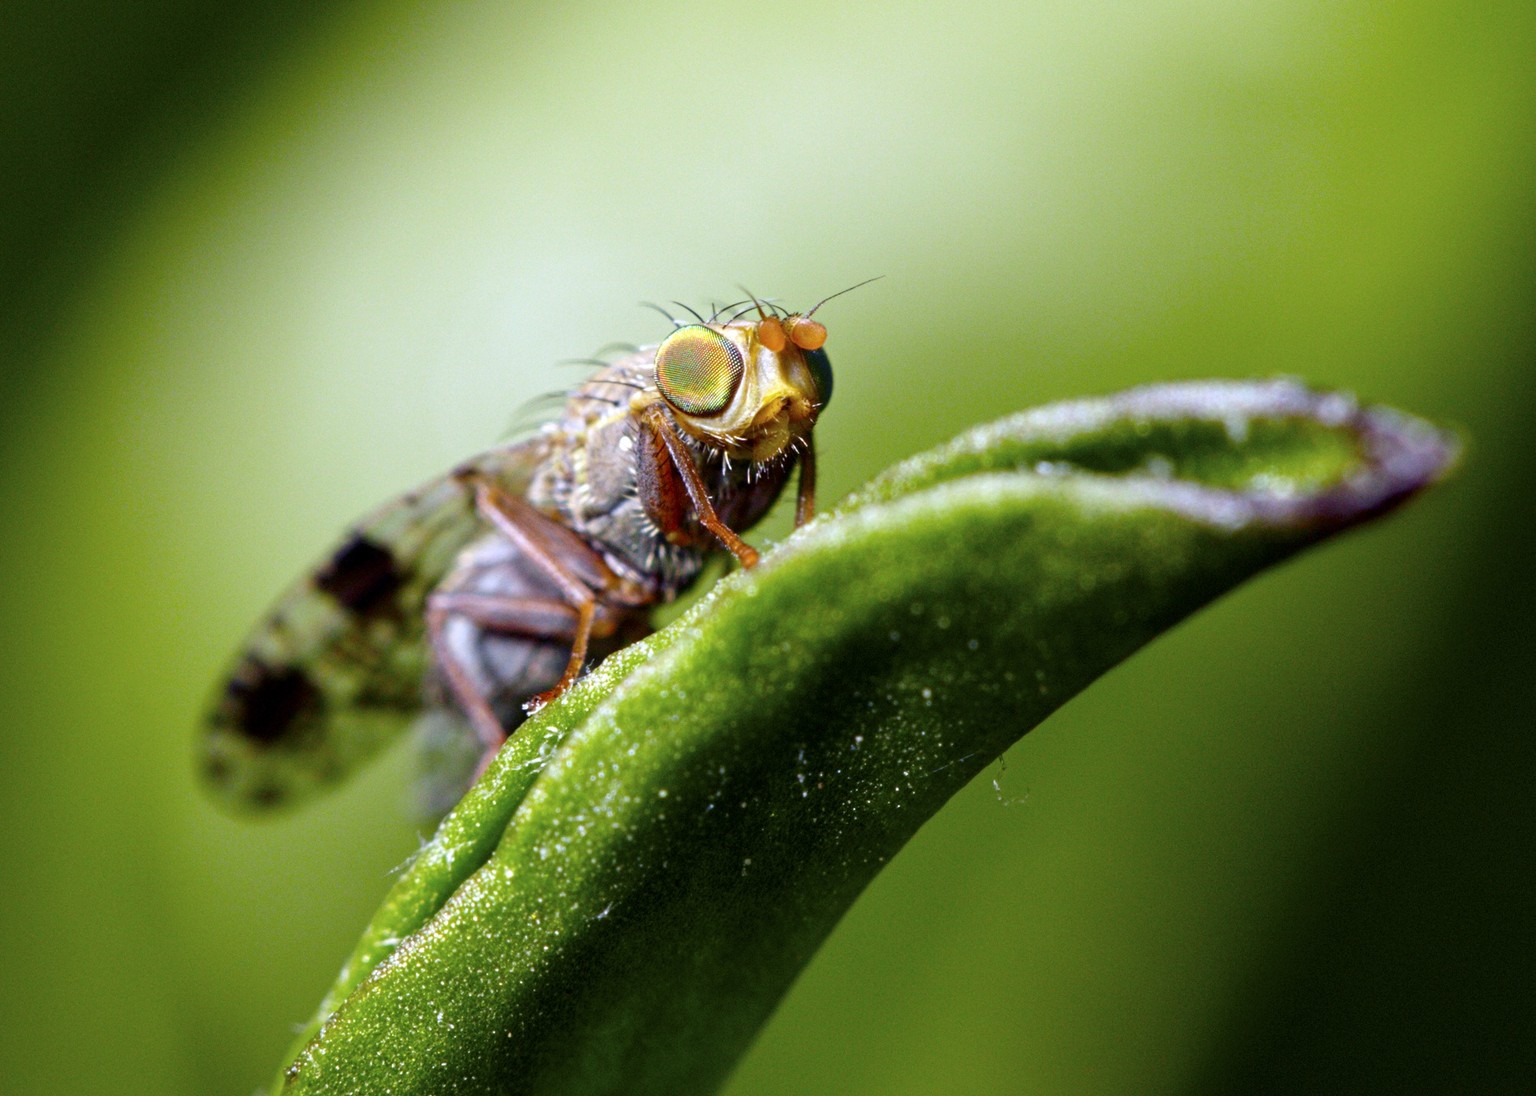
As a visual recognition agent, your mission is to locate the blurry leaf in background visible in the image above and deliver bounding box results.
[0,0,358,390]
[0,1,1531,1095]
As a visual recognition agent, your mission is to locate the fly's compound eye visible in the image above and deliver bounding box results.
[655,325,746,416]
[803,346,833,408]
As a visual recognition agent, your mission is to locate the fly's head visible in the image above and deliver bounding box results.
[650,302,833,464]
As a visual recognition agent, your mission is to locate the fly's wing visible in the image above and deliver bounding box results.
[201,439,549,812]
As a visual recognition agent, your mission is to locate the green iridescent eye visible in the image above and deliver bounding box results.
[804,347,833,408]
[654,326,745,416]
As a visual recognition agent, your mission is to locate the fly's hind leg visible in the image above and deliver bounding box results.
[425,593,583,754]
[453,473,646,708]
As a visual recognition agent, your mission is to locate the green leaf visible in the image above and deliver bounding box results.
[277,379,1457,1096]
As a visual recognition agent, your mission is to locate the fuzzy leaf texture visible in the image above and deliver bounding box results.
[276,379,1457,1096]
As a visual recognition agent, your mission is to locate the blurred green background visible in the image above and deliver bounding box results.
[1,1,1531,1093]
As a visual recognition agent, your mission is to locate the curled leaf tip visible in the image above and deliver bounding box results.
[848,377,1458,533]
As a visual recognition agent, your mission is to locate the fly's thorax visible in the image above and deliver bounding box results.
[524,397,709,595]
[525,354,652,525]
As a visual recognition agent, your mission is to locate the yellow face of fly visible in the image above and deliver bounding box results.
[653,314,833,463]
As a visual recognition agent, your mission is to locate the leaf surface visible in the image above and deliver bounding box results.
[279,379,1458,1096]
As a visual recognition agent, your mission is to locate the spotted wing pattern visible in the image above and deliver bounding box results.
[201,439,548,811]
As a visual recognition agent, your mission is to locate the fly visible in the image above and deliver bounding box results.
[201,285,868,812]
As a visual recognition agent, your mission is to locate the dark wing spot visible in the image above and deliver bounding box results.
[220,658,322,744]
[250,784,286,807]
[314,534,405,615]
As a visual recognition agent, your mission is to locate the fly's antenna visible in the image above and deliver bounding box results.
[640,301,685,328]
[740,285,792,351]
[804,275,885,319]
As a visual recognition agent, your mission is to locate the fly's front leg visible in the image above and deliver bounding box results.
[640,404,760,568]
[794,435,817,528]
